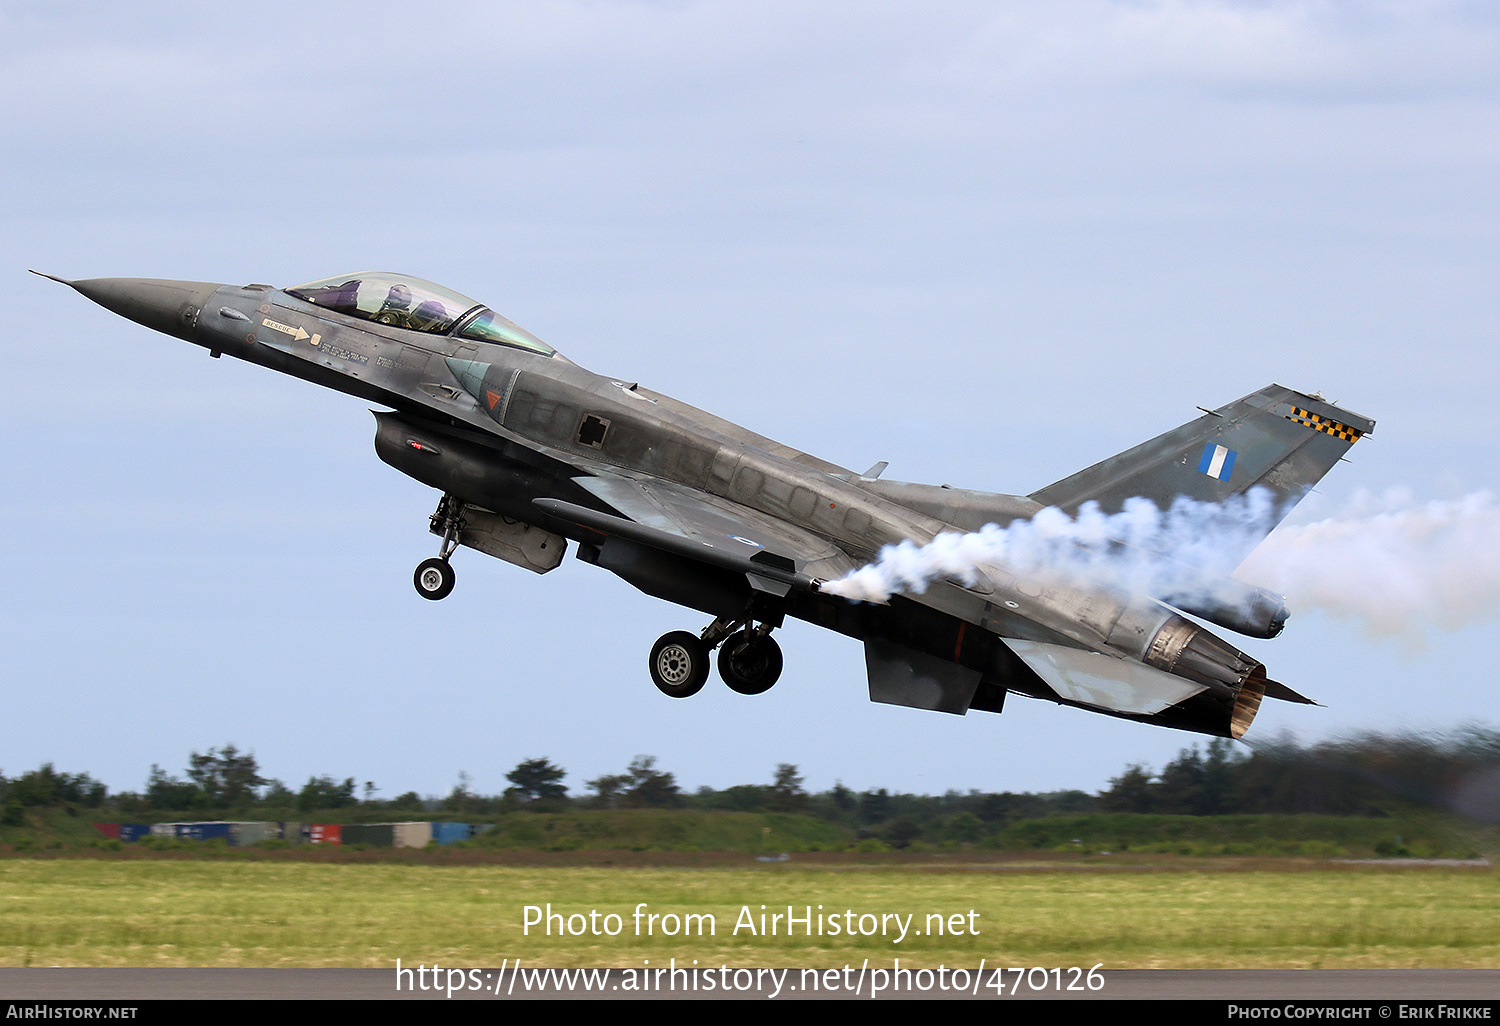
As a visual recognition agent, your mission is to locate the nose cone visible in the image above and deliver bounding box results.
[64,277,226,342]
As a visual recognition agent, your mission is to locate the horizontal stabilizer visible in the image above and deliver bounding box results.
[1001,638,1207,715]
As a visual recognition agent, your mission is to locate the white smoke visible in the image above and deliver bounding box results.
[1243,489,1500,637]
[822,488,1500,639]
[822,489,1278,604]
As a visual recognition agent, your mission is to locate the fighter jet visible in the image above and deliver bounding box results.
[43,270,1374,739]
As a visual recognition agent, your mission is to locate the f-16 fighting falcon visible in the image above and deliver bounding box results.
[42,270,1374,739]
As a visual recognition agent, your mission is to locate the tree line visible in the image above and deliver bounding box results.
[3,726,1496,831]
[1100,727,1500,820]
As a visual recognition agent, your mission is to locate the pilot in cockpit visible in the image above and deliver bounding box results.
[375,283,413,326]
[409,300,448,332]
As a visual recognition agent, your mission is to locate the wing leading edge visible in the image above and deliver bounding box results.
[537,473,858,609]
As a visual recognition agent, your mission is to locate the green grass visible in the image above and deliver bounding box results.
[1,859,1496,969]
[990,812,1493,858]
[468,810,850,852]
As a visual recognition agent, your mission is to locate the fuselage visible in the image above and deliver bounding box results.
[185,279,1179,650]
[56,273,1281,738]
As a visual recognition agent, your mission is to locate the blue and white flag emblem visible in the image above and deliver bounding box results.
[1197,443,1236,481]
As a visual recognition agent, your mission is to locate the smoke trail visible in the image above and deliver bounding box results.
[822,489,1278,604]
[1243,490,1500,637]
[823,489,1500,639]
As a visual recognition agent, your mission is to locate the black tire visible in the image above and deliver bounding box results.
[717,632,783,695]
[649,631,710,698]
[413,557,455,601]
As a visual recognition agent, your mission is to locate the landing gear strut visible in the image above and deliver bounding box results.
[414,494,463,601]
[648,615,783,698]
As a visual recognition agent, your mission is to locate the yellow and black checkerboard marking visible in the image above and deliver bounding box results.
[1287,406,1363,442]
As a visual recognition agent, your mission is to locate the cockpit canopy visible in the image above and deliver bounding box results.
[285,272,555,356]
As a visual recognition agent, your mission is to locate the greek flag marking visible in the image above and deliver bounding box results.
[1198,443,1236,481]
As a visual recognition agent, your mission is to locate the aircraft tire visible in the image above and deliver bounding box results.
[649,631,710,698]
[718,632,783,695]
[414,557,455,601]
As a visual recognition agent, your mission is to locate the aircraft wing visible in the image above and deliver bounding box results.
[536,473,859,596]
[549,477,1191,722]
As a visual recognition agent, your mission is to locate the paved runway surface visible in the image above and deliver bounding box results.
[2,967,1498,1000]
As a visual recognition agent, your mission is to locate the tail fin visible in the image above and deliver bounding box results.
[1030,384,1374,564]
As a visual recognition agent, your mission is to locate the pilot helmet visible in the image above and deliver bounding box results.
[384,283,412,310]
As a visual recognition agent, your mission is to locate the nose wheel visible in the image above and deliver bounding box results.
[413,494,463,601]
[414,557,456,601]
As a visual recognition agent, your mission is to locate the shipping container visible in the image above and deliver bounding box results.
[119,824,152,843]
[309,824,342,845]
[229,822,276,846]
[394,822,433,848]
[341,823,395,847]
[431,822,471,845]
[176,822,233,841]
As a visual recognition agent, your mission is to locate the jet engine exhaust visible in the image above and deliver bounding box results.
[1142,614,1267,739]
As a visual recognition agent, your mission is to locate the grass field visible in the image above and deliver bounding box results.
[1,857,1496,969]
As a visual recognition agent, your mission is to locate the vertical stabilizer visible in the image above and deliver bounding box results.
[1029,385,1374,564]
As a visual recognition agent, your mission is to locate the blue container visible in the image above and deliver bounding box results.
[176,822,233,841]
[119,824,152,842]
[432,822,472,845]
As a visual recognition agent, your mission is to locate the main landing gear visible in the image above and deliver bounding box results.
[648,616,783,699]
[414,495,462,601]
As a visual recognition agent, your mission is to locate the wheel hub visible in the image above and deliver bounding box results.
[726,640,768,679]
[657,645,692,684]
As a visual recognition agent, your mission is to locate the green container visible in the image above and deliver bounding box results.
[341,824,395,847]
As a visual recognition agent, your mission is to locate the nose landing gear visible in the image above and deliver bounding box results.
[414,557,456,600]
[648,615,783,698]
[413,494,463,601]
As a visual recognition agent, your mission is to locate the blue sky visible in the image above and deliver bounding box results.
[3,1,1497,800]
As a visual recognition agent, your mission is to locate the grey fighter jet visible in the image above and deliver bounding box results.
[43,270,1374,739]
